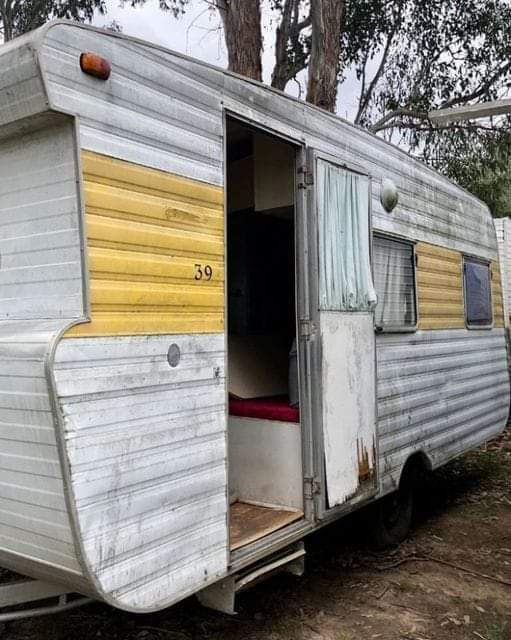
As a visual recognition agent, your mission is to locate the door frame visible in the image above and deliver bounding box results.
[223,111,317,567]
[305,148,380,522]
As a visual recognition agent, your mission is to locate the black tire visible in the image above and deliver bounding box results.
[370,472,414,549]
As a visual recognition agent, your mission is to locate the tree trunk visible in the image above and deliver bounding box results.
[271,0,310,91]
[216,0,262,82]
[0,0,14,41]
[306,0,345,112]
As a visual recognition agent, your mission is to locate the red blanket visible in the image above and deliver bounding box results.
[229,395,299,423]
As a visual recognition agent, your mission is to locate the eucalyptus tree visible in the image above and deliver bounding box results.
[0,0,106,41]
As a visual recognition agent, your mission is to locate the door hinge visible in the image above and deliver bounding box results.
[304,476,321,500]
[297,165,313,189]
[299,319,315,341]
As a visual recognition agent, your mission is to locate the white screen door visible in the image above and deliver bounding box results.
[315,158,378,511]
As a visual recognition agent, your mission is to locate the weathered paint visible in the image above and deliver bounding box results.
[491,261,505,328]
[0,121,84,320]
[377,328,509,493]
[66,152,224,337]
[495,218,511,321]
[416,242,464,330]
[0,120,84,583]
[0,21,508,612]
[320,312,376,507]
[53,333,228,611]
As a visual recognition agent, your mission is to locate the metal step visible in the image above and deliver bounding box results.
[0,578,92,622]
[197,541,305,614]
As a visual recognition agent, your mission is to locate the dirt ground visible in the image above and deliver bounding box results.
[2,429,511,640]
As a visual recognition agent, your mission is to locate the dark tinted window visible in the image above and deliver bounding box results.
[464,258,492,327]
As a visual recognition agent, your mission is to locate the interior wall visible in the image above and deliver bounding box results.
[228,417,303,509]
[254,133,295,213]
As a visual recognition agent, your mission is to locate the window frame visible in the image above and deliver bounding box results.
[372,232,419,334]
[463,255,494,330]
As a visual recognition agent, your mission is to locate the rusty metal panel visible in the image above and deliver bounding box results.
[65,151,224,337]
[319,312,377,507]
[377,328,510,494]
[53,333,227,612]
[416,242,465,330]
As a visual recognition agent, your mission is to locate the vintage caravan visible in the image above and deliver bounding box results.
[0,21,509,615]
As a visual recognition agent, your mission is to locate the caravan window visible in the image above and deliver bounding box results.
[464,257,492,327]
[317,160,376,311]
[373,235,417,331]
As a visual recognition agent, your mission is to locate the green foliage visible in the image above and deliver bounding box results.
[346,1,511,160]
[0,0,107,40]
[444,126,511,218]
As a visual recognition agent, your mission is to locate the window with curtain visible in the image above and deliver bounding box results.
[373,235,416,330]
[317,160,377,311]
[464,258,492,327]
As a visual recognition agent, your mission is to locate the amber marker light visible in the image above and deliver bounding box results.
[79,53,111,80]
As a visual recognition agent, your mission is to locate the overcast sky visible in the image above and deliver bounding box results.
[94,0,362,120]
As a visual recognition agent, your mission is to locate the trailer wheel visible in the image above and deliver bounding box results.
[370,471,414,549]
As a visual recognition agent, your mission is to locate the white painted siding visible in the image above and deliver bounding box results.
[53,333,227,611]
[0,118,83,583]
[320,312,377,506]
[0,37,47,128]
[0,121,84,320]
[0,320,81,576]
[38,22,496,262]
[39,25,224,186]
[377,329,510,493]
[495,218,511,321]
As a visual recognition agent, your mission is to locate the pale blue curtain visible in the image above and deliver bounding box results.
[317,160,377,311]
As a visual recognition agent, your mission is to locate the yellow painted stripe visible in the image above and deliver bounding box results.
[68,313,223,337]
[81,152,223,207]
[66,152,224,337]
[492,261,505,328]
[416,242,465,330]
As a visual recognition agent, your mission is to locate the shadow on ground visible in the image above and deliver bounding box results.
[3,429,511,640]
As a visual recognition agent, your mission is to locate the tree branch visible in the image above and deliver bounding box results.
[355,1,403,125]
[440,60,511,110]
[370,107,429,133]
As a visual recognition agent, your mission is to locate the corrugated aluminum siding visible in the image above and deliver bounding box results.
[0,117,83,583]
[0,37,47,128]
[39,26,223,186]
[38,22,497,262]
[67,151,224,337]
[53,333,227,611]
[495,218,510,321]
[491,261,505,328]
[0,120,84,320]
[416,243,464,330]
[377,328,509,493]
[0,321,81,575]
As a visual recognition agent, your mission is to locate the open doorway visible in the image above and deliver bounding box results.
[226,117,304,552]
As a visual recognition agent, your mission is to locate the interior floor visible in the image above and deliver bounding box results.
[229,502,303,551]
